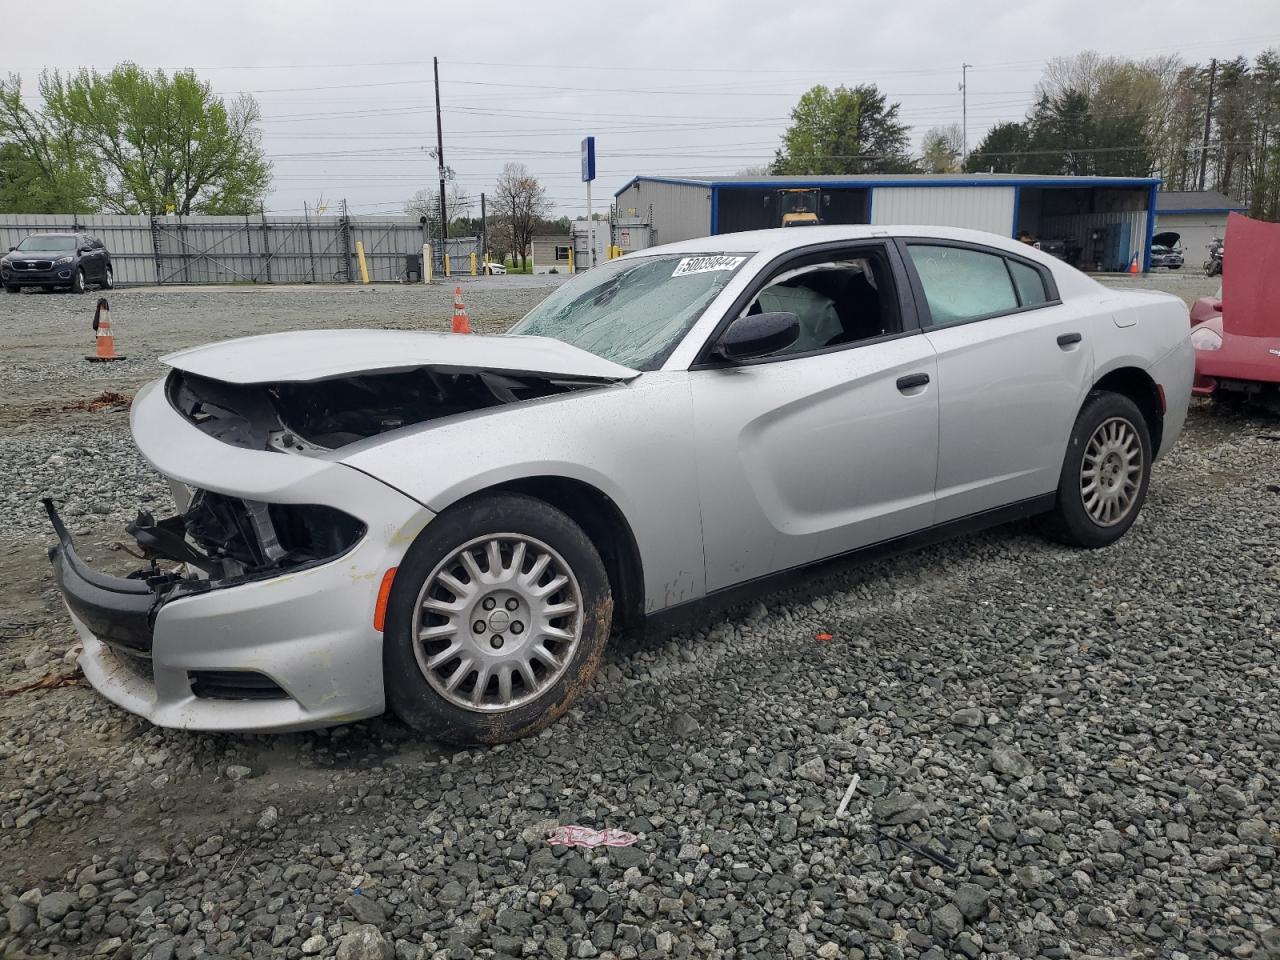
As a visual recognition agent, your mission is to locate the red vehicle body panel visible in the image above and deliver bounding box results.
[1192,213,1280,395]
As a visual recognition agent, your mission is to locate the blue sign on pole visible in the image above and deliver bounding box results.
[580,136,596,183]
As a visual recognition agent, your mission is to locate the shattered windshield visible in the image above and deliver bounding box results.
[509,253,750,370]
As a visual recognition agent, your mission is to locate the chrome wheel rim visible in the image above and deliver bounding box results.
[1080,417,1143,527]
[104,266,113,288]
[412,534,583,713]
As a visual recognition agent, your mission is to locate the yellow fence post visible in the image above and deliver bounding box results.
[355,240,370,284]
[470,252,477,276]
[423,244,432,283]
[482,253,490,275]
[444,254,451,277]
[567,247,575,274]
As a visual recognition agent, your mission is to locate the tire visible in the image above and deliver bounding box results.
[71,268,86,294]
[383,492,612,744]
[3,285,17,293]
[102,264,114,290]
[1044,391,1152,549]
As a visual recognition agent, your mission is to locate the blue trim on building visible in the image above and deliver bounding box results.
[1157,207,1247,215]
[709,186,719,235]
[614,175,1162,198]
[1010,185,1021,238]
[1144,182,1158,272]
[865,189,873,223]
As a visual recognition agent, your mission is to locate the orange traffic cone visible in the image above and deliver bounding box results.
[1128,253,1140,274]
[451,286,472,334]
[86,298,125,362]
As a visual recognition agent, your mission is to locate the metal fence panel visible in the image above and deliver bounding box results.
[0,212,480,285]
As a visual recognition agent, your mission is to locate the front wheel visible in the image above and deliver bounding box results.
[1044,391,1152,548]
[102,264,114,290]
[71,268,86,294]
[383,492,612,744]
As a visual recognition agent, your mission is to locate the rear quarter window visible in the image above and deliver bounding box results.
[1008,259,1049,307]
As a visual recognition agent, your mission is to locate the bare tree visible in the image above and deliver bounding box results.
[404,183,472,228]
[920,124,964,172]
[492,162,550,269]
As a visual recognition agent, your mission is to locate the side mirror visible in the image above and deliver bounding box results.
[715,311,799,362]
[79,246,91,254]
[6,246,14,252]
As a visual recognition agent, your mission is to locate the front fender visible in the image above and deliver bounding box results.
[340,373,707,612]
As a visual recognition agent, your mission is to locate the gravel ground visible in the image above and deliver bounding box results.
[1,273,1277,960]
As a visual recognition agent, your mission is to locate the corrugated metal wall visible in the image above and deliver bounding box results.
[614,181,710,245]
[1039,209,1147,271]
[869,186,1016,236]
[0,214,156,284]
[0,213,478,284]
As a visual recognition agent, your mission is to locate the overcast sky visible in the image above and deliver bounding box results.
[7,0,1279,219]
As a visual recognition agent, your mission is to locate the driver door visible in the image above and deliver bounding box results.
[688,242,940,592]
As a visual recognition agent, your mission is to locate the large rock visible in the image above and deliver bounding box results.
[794,757,827,783]
[345,894,387,926]
[931,902,965,939]
[990,744,1034,778]
[871,792,928,825]
[7,901,36,935]
[952,882,990,921]
[337,924,391,960]
[36,891,76,924]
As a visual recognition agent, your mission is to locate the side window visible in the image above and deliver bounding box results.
[906,245,1018,325]
[1008,259,1048,307]
[744,248,901,357]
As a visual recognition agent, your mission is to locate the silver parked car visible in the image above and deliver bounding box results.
[48,226,1194,743]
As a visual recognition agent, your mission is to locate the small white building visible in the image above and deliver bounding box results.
[1154,190,1245,260]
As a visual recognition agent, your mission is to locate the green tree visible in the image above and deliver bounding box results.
[964,121,1033,173]
[0,64,270,215]
[0,75,96,211]
[772,84,915,175]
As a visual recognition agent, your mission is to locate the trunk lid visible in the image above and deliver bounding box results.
[1222,212,1280,339]
[161,329,640,384]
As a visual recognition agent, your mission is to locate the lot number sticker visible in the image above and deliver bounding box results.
[672,255,745,277]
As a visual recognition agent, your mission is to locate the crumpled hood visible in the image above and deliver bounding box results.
[161,329,640,384]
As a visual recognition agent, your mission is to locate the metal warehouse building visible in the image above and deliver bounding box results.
[613,173,1161,272]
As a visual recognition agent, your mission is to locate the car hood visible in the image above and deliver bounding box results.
[1222,212,1280,339]
[4,249,68,258]
[161,329,641,384]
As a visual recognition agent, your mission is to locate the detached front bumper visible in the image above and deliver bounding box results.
[48,378,435,733]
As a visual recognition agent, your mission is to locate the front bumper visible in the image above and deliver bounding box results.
[49,378,435,732]
[2,266,74,286]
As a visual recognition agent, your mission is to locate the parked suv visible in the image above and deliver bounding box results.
[1,233,114,293]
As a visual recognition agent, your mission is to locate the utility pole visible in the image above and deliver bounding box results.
[960,63,972,167]
[480,192,487,257]
[433,57,448,254]
[1198,58,1218,192]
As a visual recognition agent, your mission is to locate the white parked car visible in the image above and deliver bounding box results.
[484,262,507,275]
[48,226,1193,743]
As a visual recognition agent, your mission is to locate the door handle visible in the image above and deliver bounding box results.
[1057,332,1083,347]
[896,373,930,392]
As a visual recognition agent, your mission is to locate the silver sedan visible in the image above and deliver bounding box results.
[48,226,1194,743]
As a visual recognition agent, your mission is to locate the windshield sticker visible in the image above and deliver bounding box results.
[672,255,746,277]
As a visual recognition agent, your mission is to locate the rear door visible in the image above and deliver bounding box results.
[899,240,1094,523]
[689,241,940,591]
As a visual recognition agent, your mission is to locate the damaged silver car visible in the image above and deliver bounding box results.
[49,226,1193,743]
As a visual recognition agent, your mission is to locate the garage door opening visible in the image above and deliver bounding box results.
[714,187,870,234]
[1014,185,1151,273]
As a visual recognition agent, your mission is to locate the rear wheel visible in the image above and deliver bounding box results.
[1044,391,1152,548]
[384,493,612,744]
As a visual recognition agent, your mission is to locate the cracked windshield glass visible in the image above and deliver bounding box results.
[509,254,748,369]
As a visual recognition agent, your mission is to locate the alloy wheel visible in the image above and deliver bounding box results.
[411,534,583,712]
[1080,416,1143,526]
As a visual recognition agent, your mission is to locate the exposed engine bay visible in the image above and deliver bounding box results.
[168,366,603,454]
